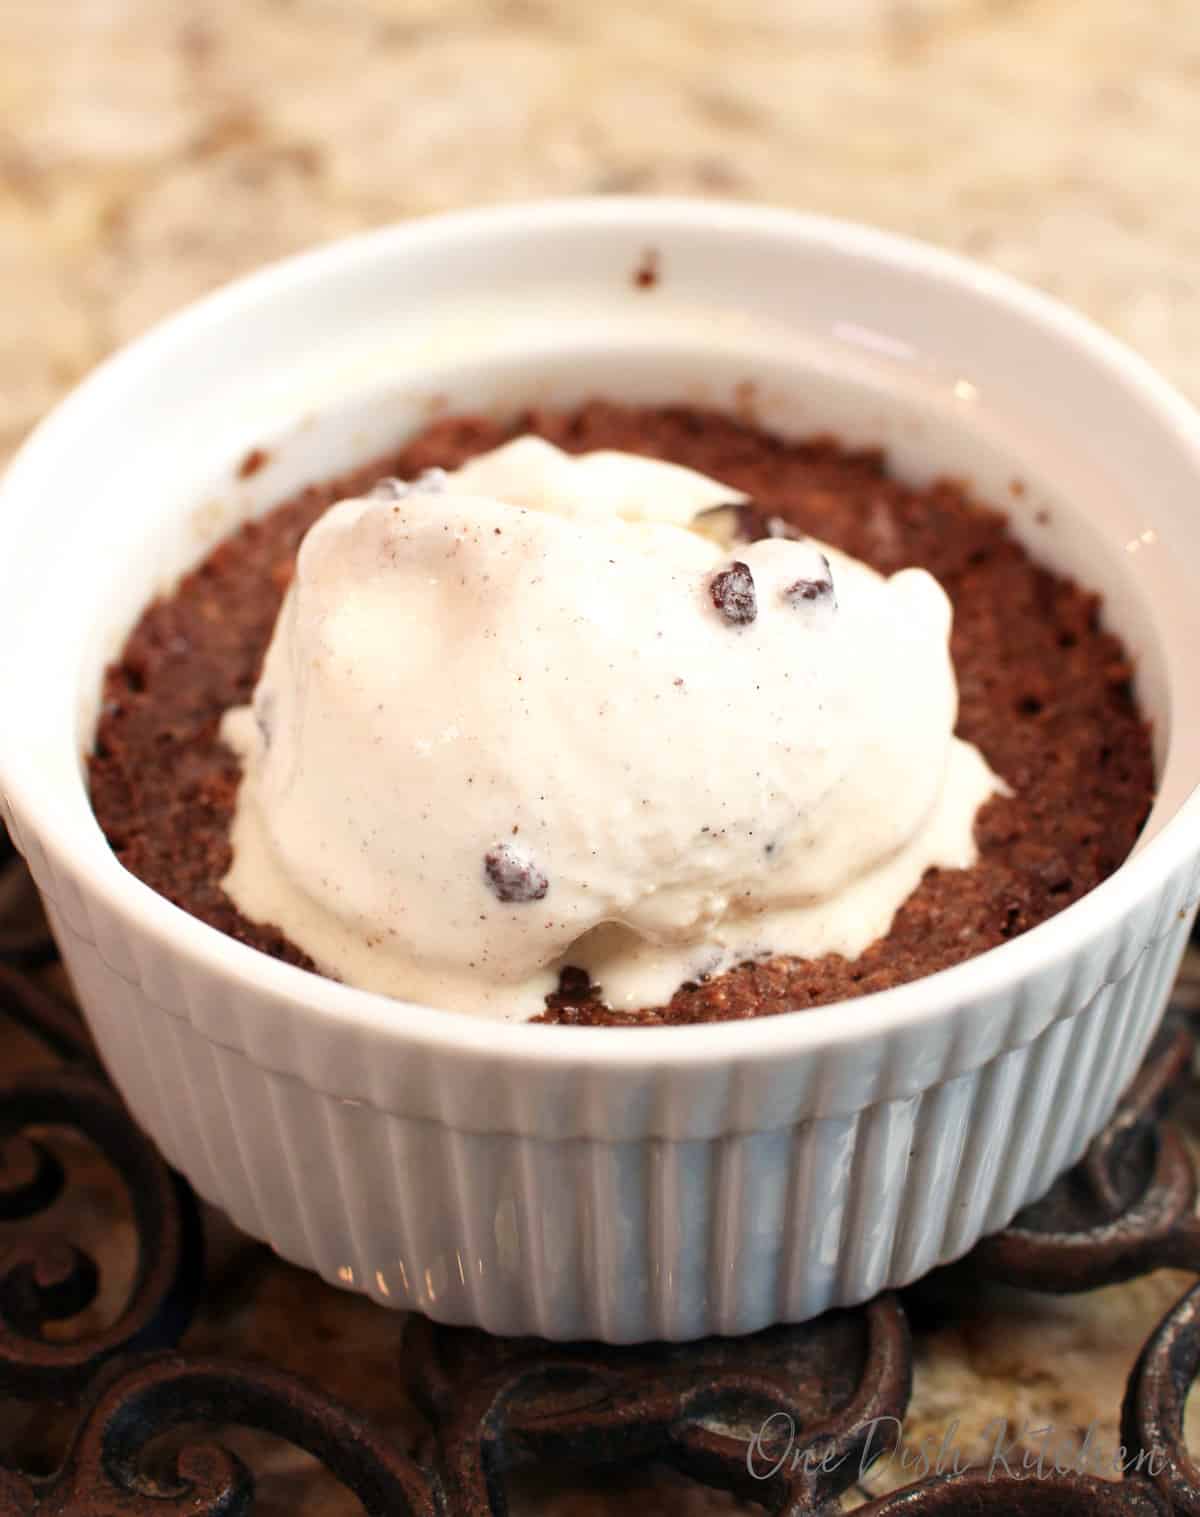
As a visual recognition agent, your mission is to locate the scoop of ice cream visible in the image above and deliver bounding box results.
[221,439,1002,1017]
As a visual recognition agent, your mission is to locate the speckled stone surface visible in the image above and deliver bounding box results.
[6,0,1200,470]
[4,1,1200,1510]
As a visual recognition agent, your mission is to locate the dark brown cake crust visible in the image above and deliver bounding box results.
[88,402,1155,1025]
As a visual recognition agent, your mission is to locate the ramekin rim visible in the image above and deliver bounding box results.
[4,196,1200,1073]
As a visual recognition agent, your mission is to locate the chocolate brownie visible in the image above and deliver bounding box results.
[88,402,1155,1025]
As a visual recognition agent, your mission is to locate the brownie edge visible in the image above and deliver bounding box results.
[88,402,1155,1026]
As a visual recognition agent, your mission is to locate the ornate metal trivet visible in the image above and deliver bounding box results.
[3,823,1200,1514]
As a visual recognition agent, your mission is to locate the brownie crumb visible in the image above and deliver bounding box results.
[632,248,660,289]
[237,446,271,480]
[88,401,1156,1026]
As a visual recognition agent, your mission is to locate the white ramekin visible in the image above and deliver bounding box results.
[2,199,1199,1342]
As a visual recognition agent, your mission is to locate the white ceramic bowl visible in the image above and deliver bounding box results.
[2,199,1200,1342]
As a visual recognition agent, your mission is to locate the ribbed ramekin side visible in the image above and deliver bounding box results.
[20,820,1200,1341]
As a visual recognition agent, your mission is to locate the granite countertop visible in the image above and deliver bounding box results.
[5,0,1200,469]
[4,1,1200,1511]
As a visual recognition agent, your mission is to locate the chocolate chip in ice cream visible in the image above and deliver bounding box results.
[784,555,836,608]
[557,965,595,998]
[710,561,757,625]
[484,842,550,903]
